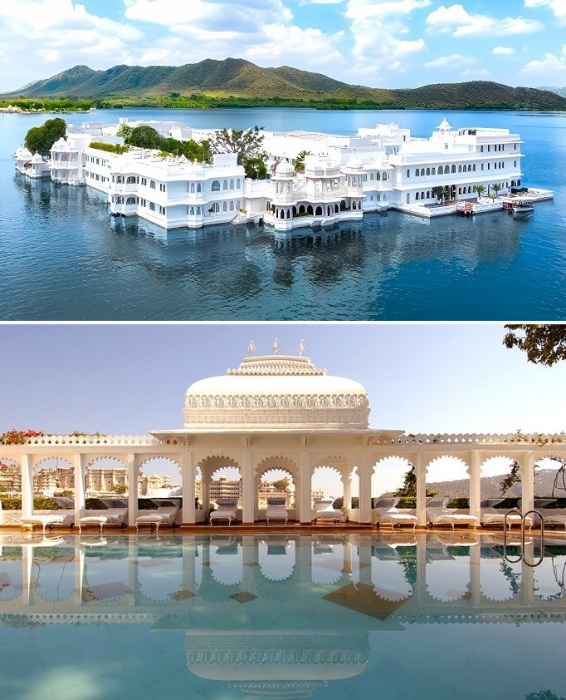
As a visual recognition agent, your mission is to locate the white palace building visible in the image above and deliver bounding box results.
[13,118,553,231]
[2,344,565,529]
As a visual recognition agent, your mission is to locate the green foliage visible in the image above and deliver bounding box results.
[0,97,93,112]
[0,496,60,510]
[503,324,566,367]
[209,126,267,179]
[292,150,311,173]
[89,141,129,155]
[500,460,521,496]
[446,497,470,509]
[119,125,210,162]
[24,117,67,156]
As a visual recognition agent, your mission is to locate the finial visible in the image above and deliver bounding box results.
[247,340,257,357]
[273,338,280,355]
[298,339,306,356]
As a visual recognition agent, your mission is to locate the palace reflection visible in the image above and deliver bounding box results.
[1,533,565,698]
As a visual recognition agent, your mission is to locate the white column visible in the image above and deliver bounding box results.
[181,451,195,524]
[358,453,373,525]
[415,452,427,527]
[241,450,254,524]
[298,451,312,524]
[469,450,481,521]
[519,450,535,514]
[126,453,138,527]
[20,454,34,516]
[73,453,86,526]
[342,467,352,513]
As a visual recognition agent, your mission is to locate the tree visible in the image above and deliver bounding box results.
[24,117,66,156]
[473,184,485,199]
[503,324,566,366]
[116,123,133,141]
[293,150,311,173]
[431,185,445,202]
[111,484,128,495]
[125,125,163,149]
[209,126,268,179]
[491,182,503,198]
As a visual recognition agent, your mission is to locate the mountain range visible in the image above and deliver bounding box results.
[4,58,566,111]
[429,469,564,500]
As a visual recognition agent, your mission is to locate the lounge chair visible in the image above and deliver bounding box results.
[20,497,75,533]
[426,497,479,530]
[480,499,533,530]
[312,498,342,524]
[79,499,128,533]
[535,499,566,530]
[375,497,417,530]
[265,498,288,525]
[209,499,238,525]
[135,499,180,532]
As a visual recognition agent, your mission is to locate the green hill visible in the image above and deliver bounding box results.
[3,58,566,111]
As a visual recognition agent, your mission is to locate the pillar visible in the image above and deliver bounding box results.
[181,452,195,524]
[298,452,312,524]
[358,452,373,525]
[20,454,33,516]
[73,453,86,525]
[241,451,254,524]
[126,453,139,527]
[415,452,427,527]
[469,450,481,521]
[519,450,535,514]
[342,467,352,512]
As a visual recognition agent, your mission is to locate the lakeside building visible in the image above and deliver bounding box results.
[14,119,553,231]
[1,344,565,528]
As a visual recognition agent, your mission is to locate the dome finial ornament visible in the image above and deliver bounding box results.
[273,338,280,355]
[298,339,306,356]
[247,340,257,357]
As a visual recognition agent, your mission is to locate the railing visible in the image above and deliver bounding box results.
[503,509,544,567]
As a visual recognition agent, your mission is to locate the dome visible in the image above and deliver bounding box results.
[183,353,370,430]
[275,161,295,177]
[345,153,364,170]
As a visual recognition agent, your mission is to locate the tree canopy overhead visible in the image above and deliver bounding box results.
[503,324,566,366]
[209,126,267,179]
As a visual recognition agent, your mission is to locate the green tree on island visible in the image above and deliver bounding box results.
[24,117,67,156]
[209,126,268,179]
[491,182,503,198]
[293,150,312,173]
[473,184,486,199]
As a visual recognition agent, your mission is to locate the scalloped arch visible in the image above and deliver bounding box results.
[255,455,298,478]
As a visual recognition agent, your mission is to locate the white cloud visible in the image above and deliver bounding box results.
[0,0,142,89]
[492,46,516,55]
[520,47,566,76]
[524,0,566,26]
[424,53,474,69]
[345,0,431,20]
[426,4,542,37]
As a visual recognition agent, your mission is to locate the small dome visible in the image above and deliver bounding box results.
[345,153,364,170]
[51,137,69,151]
[31,153,43,163]
[275,161,295,177]
[184,354,370,430]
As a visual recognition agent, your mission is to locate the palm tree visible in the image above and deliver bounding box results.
[491,183,503,199]
[473,184,486,200]
[431,185,445,202]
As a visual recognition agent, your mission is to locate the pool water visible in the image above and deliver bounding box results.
[0,532,565,700]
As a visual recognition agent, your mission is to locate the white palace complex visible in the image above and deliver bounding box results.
[14,118,552,231]
[2,345,565,529]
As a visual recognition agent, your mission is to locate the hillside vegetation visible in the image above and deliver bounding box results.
[3,58,566,111]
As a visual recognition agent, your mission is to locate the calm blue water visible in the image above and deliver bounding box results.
[1,531,565,700]
[1,108,565,320]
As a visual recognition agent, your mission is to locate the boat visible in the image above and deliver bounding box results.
[456,201,475,217]
[501,196,534,215]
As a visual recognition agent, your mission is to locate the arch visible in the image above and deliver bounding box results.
[431,167,436,175]
[315,206,322,215]
[438,166,443,175]
[0,457,20,496]
[426,167,431,176]
[85,456,127,498]
[126,175,136,184]
[139,456,180,498]
[211,180,220,191]
[126,196,136,205]
[451,165,456,173]
[33,457,73,496]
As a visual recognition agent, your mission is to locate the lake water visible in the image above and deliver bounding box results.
[1,107,565,321]
[1,531,566,700]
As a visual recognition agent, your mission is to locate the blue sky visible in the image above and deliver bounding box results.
[1,322,564,438]
[1,1,565,93]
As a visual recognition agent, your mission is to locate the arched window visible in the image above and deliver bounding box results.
[236,179,241,188]
[406,169,410,177]
[211,202,219,213]
[416,192,420,200]
[211,180,220,191]
[315,206,322,215]
[376,172,380,181]
[127,176,136,184]
[223,180,228,190]
[473,164,476,171]
[223,202,227,211]
[197,183,202,192]
[189,206,194,215]
[190,183,195,193]
[426,168,430,176]
[126,197,136,205]
[438,166,443,175]
[382,172,387,181]
[287,209,291,219]
[451,165,456,173]
[432,167,436,175]
[230,179,234,190]
[230,201,234,211]
[458,165,462,173]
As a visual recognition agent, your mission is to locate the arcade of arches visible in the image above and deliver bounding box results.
[3,351,566,527]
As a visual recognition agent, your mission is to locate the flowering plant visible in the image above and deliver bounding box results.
[0,429,43,445]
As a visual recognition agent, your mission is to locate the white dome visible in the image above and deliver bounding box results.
[275,161,294,176]
[184,354,370,430]
[345,154,364,170]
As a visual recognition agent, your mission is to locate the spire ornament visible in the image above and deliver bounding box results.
[273,338,280,355]
[298,339,306,357]
[247,340,257,357]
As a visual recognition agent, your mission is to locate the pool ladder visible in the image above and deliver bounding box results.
[502,508,544,567]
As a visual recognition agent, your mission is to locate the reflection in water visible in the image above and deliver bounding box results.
[1,532,566,699]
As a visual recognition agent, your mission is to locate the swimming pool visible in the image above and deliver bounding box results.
[1,532,565,700]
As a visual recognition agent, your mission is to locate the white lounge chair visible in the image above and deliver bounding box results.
[312,498,342,524]
[375,497,417,530]
[209,499,238,525]
[426,497,479,530]
[536,499,566,530]
[20,497,75,533]
[480,499,533,530]
[265,498,288,525]
[79,499,128,533]
[135,499,180,532]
